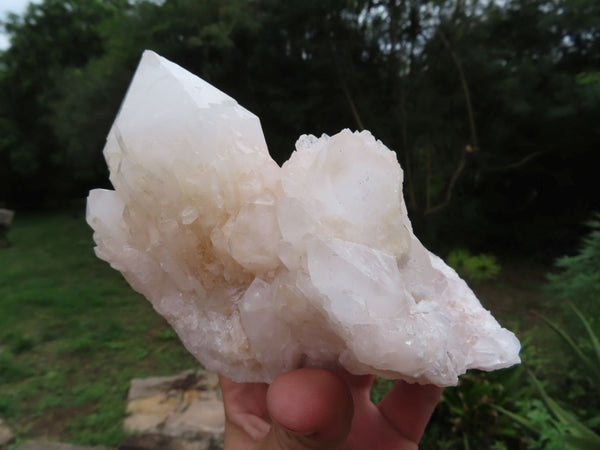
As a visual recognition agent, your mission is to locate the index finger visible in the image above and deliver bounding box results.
[377,380,443,443]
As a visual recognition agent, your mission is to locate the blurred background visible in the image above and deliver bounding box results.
[0,0,598,448]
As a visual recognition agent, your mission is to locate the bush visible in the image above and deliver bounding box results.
[424,217,600,449]
[446,249,501,282]
[421,366,534,449]
[499,302,600,448]
[547,213,600,311]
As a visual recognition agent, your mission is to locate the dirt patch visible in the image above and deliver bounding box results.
[169,373,198,391]
[25,404,96,441]
[471,260,552,329]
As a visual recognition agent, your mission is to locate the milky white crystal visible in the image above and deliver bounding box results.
[87,50,521,386]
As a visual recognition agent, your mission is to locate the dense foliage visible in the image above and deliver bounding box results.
[420,218,600,448]
[446,248,501,281]
[548,213,600,314]
[1,0,598,255]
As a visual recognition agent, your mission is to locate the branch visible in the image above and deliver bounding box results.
[437,28,479,151]
[329,39,365,131]
[425,146,469,215]
[399,64,417,211]
[421,27,476,215]
[425,145,432,211]
[483,151,546,172]
[340,78,365,130]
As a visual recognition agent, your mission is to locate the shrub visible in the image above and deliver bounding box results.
[446,249,501,282]
[547,213,600,311]
[498,302,600,448]
[420,366,536,449]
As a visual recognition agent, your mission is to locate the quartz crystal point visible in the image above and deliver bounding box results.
[87,50,521,386]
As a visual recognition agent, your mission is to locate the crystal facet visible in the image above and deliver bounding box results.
[87,51,520,386]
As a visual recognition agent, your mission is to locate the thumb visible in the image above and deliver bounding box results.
[259,368,354,450]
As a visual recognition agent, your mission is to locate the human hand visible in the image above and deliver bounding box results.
[219,368,443,449]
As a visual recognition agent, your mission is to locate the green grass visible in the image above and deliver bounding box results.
[0,209,198,446]
[2,210,583,448]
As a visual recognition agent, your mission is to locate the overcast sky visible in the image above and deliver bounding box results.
[1,0,41,50]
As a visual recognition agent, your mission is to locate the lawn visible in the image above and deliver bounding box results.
[1,209,592,448]
[0,208,198,446]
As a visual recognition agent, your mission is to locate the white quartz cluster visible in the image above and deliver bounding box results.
[87,50,520,386]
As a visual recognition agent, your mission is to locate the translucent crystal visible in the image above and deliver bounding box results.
[87,51,521,386]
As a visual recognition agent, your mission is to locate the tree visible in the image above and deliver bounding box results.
[1,0,598,258]
[0,0,128,206]
[49,0,259,188]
